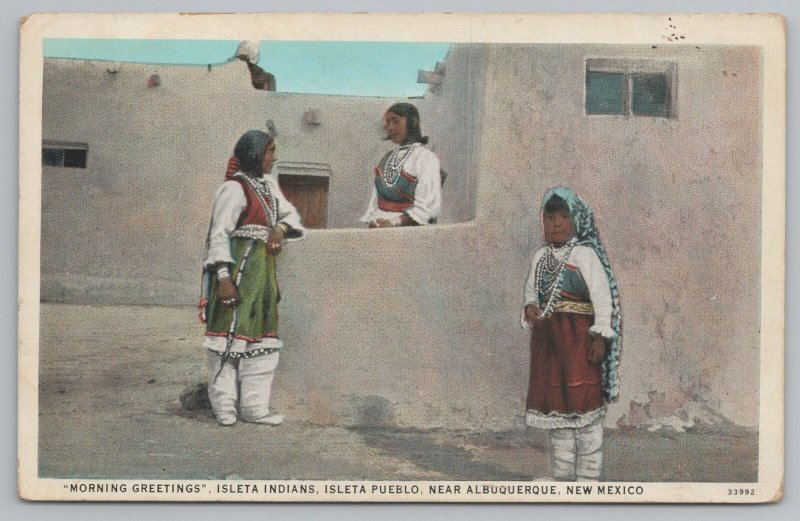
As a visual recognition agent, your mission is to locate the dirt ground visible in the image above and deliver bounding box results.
[37,304,757,482]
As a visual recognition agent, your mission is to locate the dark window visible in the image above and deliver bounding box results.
[585,71,626,115]
[632,73,669,117]
[63,149,87,168]
[585,60,675,118]
[42,142,88,168]
[42,148,64,167]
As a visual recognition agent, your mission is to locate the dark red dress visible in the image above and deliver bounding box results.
[526,260,605,426]
[526,312,604,416]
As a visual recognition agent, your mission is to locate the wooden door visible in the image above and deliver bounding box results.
[278,174,329,229]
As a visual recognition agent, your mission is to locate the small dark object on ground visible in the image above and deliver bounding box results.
[180,382,211,411]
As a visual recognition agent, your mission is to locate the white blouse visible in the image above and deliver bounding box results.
[521,244,615,339]
[204,173,306,268]
[359,145,442,225]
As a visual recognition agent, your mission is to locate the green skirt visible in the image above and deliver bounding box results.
[205,237,279,342]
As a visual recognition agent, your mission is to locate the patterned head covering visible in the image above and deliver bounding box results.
[541,186,623,402]
[233,130,275,176]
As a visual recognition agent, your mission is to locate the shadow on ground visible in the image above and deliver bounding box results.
[36,304,758,482]
[351,427,539,481]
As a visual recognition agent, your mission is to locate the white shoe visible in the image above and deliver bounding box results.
[249,413,284,426]
[216,414,237,426]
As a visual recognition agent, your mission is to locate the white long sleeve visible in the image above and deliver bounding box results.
[203,174,306,269]
[204,180,247,268]
[520,247,547,329]
[520,245,615,338]
[266,174,306,241]
[570,246,615,339]
[404,148,441,225]
[358,186,380,224]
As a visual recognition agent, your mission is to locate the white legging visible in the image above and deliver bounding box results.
[207,350,280,423]
[575,419,604,481]
[549,416,604,481]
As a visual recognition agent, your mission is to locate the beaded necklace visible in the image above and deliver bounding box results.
[535,240,576,319]
[382,143,418,185]
[239,174,278,228]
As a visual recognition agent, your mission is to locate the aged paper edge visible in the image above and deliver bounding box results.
[17,12,786,503]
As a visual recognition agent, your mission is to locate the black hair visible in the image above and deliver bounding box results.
[234,130,274,175]
[385,102,429,145]
[543,194,570,214]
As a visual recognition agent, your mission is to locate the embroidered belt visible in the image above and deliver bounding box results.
[553,300,594,315]
[231,224,273,243]
[211,347,279,359]
[377,198,413,212]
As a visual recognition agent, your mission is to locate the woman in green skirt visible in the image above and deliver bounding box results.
[199,129,305,426]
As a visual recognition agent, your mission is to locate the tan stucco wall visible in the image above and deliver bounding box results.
[41,53,479,302]
[471,44,761,428]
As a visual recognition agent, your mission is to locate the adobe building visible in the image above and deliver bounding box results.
[40,43,761,432]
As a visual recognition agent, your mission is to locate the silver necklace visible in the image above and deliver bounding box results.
[382,143,418,185]
[535,241,576,318]
[242,175,278,227]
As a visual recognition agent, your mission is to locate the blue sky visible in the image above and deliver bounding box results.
[43,39,451,97]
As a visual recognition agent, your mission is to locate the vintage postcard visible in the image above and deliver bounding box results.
[18,12,785,502]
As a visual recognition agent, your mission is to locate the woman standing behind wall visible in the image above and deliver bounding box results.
[360,103,442,227]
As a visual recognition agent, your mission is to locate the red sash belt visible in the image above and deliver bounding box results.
[377,198,413,212]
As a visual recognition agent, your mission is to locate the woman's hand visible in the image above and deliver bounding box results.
[587,335,606,364]
[266,225,285,255]
[524,304,538,323]
[218,277,238,307]
[369,215,416,228]
[370,218,392,228]
[524,305,547,328]
[397,214,418,226]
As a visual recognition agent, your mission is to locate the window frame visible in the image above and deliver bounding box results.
[42,140,89,169]
[585,59,678,119]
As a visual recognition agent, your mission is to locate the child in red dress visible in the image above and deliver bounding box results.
[522,187,621,481]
